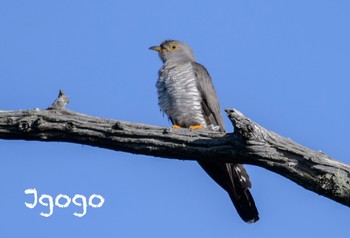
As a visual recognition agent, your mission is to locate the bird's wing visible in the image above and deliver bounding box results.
[192,62,226,132]
[193,62,259,222]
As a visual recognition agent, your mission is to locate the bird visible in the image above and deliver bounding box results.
[149,39,259,223]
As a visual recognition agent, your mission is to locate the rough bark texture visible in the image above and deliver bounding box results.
[0,91,349,207]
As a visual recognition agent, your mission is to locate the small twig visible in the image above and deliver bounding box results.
[47,90,69,110]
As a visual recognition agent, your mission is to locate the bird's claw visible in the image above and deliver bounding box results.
[189,125,204,130]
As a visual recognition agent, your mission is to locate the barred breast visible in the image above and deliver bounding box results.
[156,62,206,128]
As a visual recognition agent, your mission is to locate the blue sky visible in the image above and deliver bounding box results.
[1,1,349,237]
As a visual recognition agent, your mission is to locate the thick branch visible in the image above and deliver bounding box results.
[0,92,349,207]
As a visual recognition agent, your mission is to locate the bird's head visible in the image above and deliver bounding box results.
[149,40,195,63]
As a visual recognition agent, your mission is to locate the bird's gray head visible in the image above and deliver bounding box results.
[149,40,195,63]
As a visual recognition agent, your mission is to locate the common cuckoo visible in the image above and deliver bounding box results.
[149,40,259,223]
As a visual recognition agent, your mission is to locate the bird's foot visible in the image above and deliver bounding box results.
[189,125,204,130]
[172,125,181,129]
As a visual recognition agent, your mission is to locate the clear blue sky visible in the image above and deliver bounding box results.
[1,1,349,237]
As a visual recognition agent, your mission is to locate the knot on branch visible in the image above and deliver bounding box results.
[318,173,336,191]
[7,117,14,125]
[33,118,44,129]
[113,121,125,130]
[18,120,31,131]
[65,121,75,130]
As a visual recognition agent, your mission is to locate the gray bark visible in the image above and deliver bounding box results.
[1,91,349,207]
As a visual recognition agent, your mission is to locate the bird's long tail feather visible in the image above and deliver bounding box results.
[199,162,259,223]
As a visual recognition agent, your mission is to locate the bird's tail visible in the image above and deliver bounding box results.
[227,164,259,223]
[199,162,259,223]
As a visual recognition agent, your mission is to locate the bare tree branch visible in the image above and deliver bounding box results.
[1,91,349,207]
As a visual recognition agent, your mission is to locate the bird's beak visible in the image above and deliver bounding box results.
[149,46,162,52]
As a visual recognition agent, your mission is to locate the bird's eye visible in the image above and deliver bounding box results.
[169,43,178,50]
